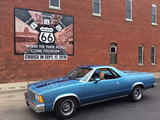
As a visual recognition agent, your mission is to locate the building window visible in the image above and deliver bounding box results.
[93,0,101,16]
[138,45,144,65]
[126,0,132,21]
[151,46,156,64]
[152,5,157,25]
[110,43,117,64]
[49,0,60,10]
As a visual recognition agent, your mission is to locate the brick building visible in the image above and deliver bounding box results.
[0,0,160,83]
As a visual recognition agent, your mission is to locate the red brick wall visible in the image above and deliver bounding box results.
[0,0,160,83]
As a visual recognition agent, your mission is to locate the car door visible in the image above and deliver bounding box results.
[82,68,122,104]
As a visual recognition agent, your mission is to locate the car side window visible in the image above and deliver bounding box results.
[89,70,100,81]
[89,68,118,82]
[100,68,116,79]
[108,69,121,78]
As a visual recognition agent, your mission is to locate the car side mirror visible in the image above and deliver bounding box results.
[95,78,100,83]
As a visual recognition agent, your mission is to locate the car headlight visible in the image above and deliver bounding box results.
[35,94,39,101]
[35,94,44,103]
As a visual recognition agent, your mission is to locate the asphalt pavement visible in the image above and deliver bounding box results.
[0,79,159,120]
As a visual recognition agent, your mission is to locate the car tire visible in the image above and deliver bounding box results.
[130,86,143,102]
[54,97,78,119]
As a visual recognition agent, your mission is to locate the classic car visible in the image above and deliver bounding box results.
[24,65,156,119]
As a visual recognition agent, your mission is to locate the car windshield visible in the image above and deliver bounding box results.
[65,67,92,81]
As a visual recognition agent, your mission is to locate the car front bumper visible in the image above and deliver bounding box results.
[24,92,45,113]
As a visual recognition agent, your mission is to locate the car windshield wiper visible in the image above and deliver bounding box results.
[69,77,81,81]
[68,76,75,80]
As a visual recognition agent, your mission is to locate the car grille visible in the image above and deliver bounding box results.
[28,89,35,100]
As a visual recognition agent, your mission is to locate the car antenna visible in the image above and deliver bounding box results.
[27,81,30,85]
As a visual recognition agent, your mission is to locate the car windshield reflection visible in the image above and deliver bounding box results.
[65,67,92,81]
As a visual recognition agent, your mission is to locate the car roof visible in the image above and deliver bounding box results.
[79,65,113,69]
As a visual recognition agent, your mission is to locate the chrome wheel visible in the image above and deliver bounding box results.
[130,86,143,102]
[55,97,78,119]
[60,99,74,116]
[134,88,142,100]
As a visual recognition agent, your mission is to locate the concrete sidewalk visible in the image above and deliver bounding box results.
[0,72,159,92]
[153,72,160,78]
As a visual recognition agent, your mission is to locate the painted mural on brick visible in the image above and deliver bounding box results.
[14,8,74,60]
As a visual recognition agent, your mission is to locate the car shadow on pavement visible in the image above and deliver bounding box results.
[29,95,152,120]
[31,97,130,120]
[77,96,130,112]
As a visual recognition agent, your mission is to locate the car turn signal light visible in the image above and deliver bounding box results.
[39,95,44,103]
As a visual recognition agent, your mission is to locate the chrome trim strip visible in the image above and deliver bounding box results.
[130,82,144,92]
[25,92,45,113]
[85,67,122,83]
[52,94,80,111]
[85,69,96,82]
[80,95,128,107]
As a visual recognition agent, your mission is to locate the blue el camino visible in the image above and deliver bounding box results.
[24,65,156,119]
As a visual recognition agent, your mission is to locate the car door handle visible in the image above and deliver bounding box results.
[116,82,119,85]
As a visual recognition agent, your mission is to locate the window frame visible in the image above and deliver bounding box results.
[152,4,157,25]
[49,0,61,10]
[110,43,117,65]
[93,0,101,17]
[89,68,120,82]
[108,69,121,78]
[151,45,156,65]
[110,46,117,54]
[126,0,132,22]
[138,45,144,65]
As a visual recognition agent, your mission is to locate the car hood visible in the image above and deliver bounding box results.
[27,77,82,94]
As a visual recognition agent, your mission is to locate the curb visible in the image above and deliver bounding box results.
[0,89,27,94]
[0,81,38,93]
[0,86,27,92]
[155,76,160,79]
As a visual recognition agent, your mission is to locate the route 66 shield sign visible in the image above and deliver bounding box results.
[39,27,55,44]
